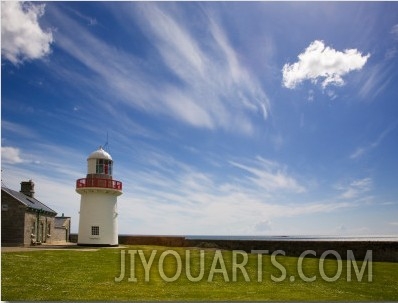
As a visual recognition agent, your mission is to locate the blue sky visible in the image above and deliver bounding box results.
[2,1,398,235]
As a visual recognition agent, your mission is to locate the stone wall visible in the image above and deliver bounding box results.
[184,239,398,262]
[1,192,25,246]
[69,234,186,247]
[53,217,71,243]
[53,227,69,243]
[69,234,398,262]
[119,235,186,247]
[24,213,55,245]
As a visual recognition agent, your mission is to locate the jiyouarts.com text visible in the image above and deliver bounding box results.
[114,249,372,283]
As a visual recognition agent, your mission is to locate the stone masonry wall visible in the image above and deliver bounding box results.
[1,192,26,246]
[184,239,398,262]
[53,227,68,243]
[69,234,398,262]
[24,213,56,245]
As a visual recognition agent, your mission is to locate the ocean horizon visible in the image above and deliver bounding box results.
[184,235,398,241]
[118,234,398,242]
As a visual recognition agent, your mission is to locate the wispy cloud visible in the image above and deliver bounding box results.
[282,40,370,89]
[350,122,397,159]
[66,6,98,26]
[50,3,270,134]
[229,156,306,193]
[1,2,53,64]
[335,178,372,200]
[357,24,398,100]
[1,120,38,139]
[136,3,271,133]
[307,89,315,102]
[109,141,368,233]
[2,139,367,235]
[391,24,398,40]
[358,61,394,100]
[119,152,357,234]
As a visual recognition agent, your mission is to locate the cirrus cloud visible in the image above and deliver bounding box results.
[282,40,370,89]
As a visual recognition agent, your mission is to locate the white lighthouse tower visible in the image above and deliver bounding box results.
[76,146,122,246]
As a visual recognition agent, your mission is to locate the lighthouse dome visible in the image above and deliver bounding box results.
[87,147,112,161]
[86,147,113,176]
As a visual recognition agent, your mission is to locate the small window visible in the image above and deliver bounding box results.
[91,226,99,236]
[2,204,8,211]
[96,159,113,175]
[96,159,103,174]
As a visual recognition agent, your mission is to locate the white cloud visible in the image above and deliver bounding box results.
[282,40,370,89]
[336,178,372,200]
[1,147,25,164]
[1,2,53,65]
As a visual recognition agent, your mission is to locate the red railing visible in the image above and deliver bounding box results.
[76,178,122,190]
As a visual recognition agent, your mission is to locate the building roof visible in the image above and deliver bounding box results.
[1,186,57,216]
[87,146,112,161]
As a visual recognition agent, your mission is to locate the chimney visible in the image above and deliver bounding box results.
[20,180,35,198]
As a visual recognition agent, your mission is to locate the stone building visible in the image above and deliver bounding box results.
[54,214,71,244]
[1,180,63,246]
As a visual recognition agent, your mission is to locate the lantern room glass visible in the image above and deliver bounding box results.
[96,159,112,175]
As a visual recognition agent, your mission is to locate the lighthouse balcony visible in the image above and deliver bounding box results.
[76,178,122,191]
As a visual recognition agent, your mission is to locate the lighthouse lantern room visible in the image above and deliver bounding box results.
[76,146,122,246]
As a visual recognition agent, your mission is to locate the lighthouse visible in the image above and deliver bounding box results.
[76,146,122,246]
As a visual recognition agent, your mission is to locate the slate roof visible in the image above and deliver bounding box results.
[1,186,57,216]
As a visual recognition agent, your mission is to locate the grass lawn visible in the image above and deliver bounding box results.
[2,245,398,301]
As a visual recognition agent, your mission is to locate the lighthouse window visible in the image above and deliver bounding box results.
[91,226,99,236]
[96,159,112,175]
[96,159,104,174]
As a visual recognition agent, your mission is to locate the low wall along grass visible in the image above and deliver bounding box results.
[2,245,398,301]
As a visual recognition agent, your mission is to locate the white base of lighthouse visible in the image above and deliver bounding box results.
[77,189,119,246]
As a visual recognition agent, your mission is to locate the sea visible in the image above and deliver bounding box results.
[184,235,398,242]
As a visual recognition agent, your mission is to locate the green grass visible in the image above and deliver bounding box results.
[2,245,398,301]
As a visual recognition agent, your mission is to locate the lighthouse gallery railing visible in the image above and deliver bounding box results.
[76,178,122,190]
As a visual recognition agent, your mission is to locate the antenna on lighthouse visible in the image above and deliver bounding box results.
[103,131,109,151]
